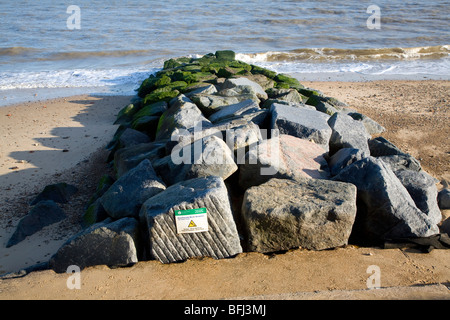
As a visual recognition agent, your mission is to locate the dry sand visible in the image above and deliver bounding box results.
[0,81,449,300]
[0,95,131,275]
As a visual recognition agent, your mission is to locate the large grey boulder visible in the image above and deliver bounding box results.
[100,159,166,219]
[155,94,212,141]
[394,170,442,225]
[191,93,259,117]
[327,112,370,157]
[333,157,439,243]
[239,134,329,190]
[209,99,260,123]
[270,103,332,149]
[167,118,263,155]
[266,88,305,105]
[222,77,268,100]
[241,178,357,252]
[49,217,140,273]
[139,176,242,263]
[6,200,66,248]
[222,121,263,154]
[156,135,238,186]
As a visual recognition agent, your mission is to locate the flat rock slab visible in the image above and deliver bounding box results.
[49,217,140,273]
[191,93,259,116]
[270,103,332,148]
[139,176,242,264]
[100,159,166,219]
[333,157,439,243]
[209,99,260,123]
[241,178,357,252]
[239,134,329,190]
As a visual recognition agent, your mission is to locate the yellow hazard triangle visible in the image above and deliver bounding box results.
[188,220,197,228]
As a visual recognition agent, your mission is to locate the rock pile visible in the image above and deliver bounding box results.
[7,50,449,273]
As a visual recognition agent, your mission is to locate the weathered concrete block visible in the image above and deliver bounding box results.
[241,178,357,252]
[139,176,242,263]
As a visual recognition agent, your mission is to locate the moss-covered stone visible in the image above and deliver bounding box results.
[82,199,108,228]
[274,74,303,89]
[131,115,160,139]
[167,81,188,91]
[274,82,290,89]
[250,65,277,79]
[215,50,236,60]
[143,87,180,105]
[181,64,203,73]
[163,59,182,70]
[163,57,193,70]
[132,101,167,120]
[190,72,217,83]
[197,54,217,67]
[114,103,140,125]
[155,75,172,87]
[181,82,211,93]
[137,76,159,98]
[217,66,247,78]
[305,94,322,107]
[298,88,322,97]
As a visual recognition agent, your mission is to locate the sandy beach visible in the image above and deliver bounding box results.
[0,80,449,300]
[0,95,131,275]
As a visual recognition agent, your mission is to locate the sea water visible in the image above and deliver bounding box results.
[0,0,449,105]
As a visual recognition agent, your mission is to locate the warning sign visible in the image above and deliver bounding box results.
[174,208,208,234]
[188,220,197,228]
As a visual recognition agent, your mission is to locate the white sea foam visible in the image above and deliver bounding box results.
[0,67,157,92]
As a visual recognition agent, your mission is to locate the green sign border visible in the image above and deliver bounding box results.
[174,208,207,216]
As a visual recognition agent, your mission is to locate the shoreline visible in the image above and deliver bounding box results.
[1,72,448,108]
[0,79,449,299]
